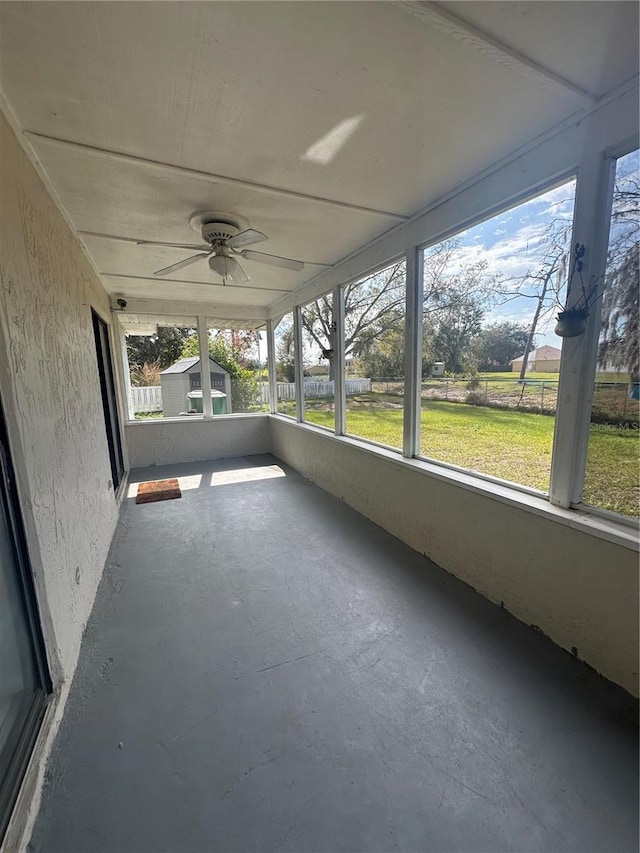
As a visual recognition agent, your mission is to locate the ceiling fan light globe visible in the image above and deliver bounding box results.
[209,254,232,277]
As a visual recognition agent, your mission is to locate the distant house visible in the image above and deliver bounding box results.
[345,354,360,377]
[306,363,330,378]
[511,345,562,373]
[160,356,231,416]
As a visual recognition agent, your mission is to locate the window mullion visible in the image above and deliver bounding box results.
[197,315,213,418]
[294,306,304,422]
[550,155,616,507]
[334,286,346,435]
[266,319,277,415]
[403,246,423,458]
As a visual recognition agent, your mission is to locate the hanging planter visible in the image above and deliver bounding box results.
[553,243,597,339]
[555,307,589,338]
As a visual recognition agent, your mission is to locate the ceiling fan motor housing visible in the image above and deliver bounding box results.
[202,221,239,244]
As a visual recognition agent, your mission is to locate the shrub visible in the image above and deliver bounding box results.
[465,390,486,406]
[130,361,161,387]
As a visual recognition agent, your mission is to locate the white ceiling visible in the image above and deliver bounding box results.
[0,1,638,321]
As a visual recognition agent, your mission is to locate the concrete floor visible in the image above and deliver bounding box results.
[30,455,638,853]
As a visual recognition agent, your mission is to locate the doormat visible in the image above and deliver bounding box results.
[135,479,182,505]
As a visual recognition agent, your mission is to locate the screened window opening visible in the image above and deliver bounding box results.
[418,178,577,491]
[124,318,199,419]
[344,261,406,451]
[301,294,335,431]
[583,148,639,518]
[273,313,296,417]
[204,325,269,414]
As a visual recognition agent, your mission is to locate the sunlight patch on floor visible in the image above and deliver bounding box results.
[209,465,286,487]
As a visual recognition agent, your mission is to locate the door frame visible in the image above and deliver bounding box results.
[0,397,51,843]
[92,309,125,492]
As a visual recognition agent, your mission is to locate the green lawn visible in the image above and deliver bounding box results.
[476,371,560,381]
[303,397,639,517]
[584,428,640,516]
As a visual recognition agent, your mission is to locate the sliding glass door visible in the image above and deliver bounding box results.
[0,400,49,841]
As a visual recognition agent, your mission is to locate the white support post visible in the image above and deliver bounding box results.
[197,315,213,418]
[108,314,131,470]
[403,246,423,458]
[115,316,135,422]
[294,306,304,422]
[333,286,346,435]
[266,319,277,414]
[550,153,616,507]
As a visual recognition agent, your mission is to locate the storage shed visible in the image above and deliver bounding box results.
[160,356,232,417]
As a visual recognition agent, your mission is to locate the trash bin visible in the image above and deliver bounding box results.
[186,390,227,414]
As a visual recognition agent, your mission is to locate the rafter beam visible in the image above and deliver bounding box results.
[102,272,292,294]
[24,131,410,222]
[396,1,595,106]
[110,296,268,326]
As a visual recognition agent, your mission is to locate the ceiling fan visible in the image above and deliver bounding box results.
[137,215,310,284]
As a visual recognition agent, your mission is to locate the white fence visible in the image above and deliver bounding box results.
[133,379,373,412]
[131,385,163,413]
[259,378,371,404]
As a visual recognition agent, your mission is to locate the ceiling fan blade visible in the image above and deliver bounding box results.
[227,259,249,284]
[153,253,210,276]
[240,250,304,271]
[138,240,209,250]
[228,228,269,249]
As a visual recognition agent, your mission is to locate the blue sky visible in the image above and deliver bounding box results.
[272,150,639,364]
[436,178,577,350]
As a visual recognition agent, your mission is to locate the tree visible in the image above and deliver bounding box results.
[129,360,161,387]
[430,294,485,374]
[275,321,296,382]
[226,330,260,367]
[471,322,532,372]
[421,240,497,374]
[301,263,406,380]
[497,218,571,380]
[301,241,497,381]
[345,263,406,373]
[126,325,194,371]
[301,296,336,378]
[357,325,405,379]
[598,153,639,388]
[599,241,639,385]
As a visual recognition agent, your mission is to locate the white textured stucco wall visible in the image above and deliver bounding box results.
[0,111,121,682]
[270,418,639,696]
[125,415,270,469]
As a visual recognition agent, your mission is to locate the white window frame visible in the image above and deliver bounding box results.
[116,85,639,531]
[298,294,337,435]
[564,139,640,527]
[270,311,297,420]
[118,314,207,423]
[340,256,408,455]
[274,133,638,526]
[410,171,577,495]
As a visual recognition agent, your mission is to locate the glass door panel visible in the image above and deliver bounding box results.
[0,407,49,841]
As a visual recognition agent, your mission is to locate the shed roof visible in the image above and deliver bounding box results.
[161,356,229,375]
